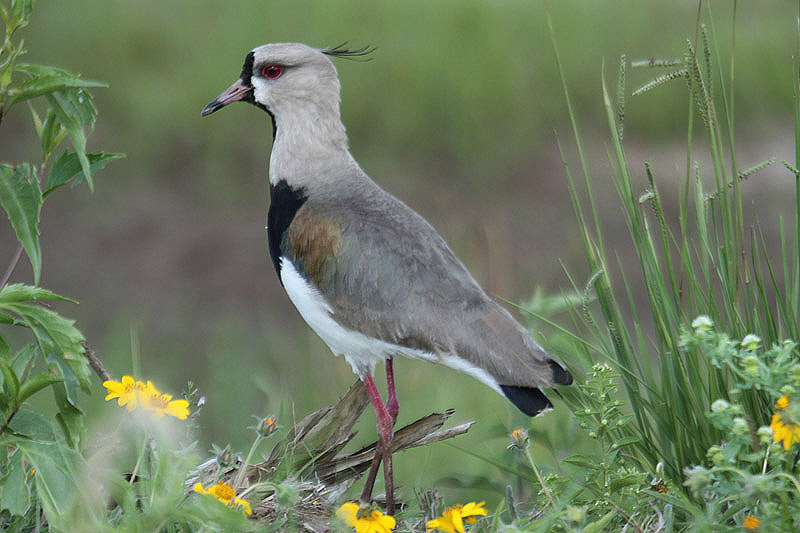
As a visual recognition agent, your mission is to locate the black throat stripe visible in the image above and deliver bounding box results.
[267,180,308,282]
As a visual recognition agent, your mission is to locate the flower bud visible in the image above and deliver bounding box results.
[732,417,749,436]
[258,416,278,437]
[757,425,773,445]
[508,428,529,450]
[741,355,760,377]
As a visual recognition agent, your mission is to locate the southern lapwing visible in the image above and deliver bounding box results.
[202,42,572,514]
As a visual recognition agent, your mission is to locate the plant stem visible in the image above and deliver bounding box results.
[0,403,20,435]
[524,447,558,508]
[233,434,263,491]
[129,435,149,485]
[0,241,23,291]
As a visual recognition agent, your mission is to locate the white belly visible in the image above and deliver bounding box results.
[279,258,502,393]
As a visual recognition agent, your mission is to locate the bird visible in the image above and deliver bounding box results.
[202,42,573,514]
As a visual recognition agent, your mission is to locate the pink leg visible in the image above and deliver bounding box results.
[385,358,399,423]
[359,374,395,515]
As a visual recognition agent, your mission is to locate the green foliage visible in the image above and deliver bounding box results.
[0,0,120,528]
[543,0,800,490]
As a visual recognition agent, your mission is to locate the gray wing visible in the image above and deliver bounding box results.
[285,189,569,389]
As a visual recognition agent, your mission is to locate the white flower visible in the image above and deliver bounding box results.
[711,399,730,412]
[741,334,761,351]
[691,315,714,332]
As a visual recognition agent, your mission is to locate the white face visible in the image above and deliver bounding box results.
[248,43,341,115]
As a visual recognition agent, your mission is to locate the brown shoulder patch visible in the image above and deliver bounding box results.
[287,205,342,285]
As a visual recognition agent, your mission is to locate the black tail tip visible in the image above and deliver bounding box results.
[500,385,553,417]
[549,360,573,385]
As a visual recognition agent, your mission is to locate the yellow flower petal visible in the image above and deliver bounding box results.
[775,395,790,410]
[744,515,760,530]
[103,376,141,410]
[337,502,359,526]
[337,502,395,532]
[427,516,457,533]
[194,482,251,515]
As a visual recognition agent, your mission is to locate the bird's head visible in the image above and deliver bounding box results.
[201,42,371,120]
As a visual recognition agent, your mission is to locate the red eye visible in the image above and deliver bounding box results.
[261,64,283,79]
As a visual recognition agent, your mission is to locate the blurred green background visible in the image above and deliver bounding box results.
[2,0,798,504]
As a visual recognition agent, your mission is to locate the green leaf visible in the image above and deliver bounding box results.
[0,450,31,516]
[608,473,644,492]
[563,453,600,470]
[0,283,75,304]
[18,373,63,404]
[12,438,82,520]
[8,67,106,107]
[48,353,86,407]
[0,359,20,403]
[10,344,36,381]
[54,402,84,449]
[10,0,34,23]
[39,108,66,160]
[0,164,42,283]
[0,335,10,361]
[582,511,616,533]
[7,408,57,442]
[45,90,98,191]
[610,436,640,450]
[0,302,84,360]
[45,151,123,195]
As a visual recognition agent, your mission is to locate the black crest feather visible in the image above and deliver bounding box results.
[322,43,376,61]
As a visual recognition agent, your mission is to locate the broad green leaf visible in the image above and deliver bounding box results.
[0,450,30,516]
[18,373,64,404]
[0,302,84,360]
[54,403,84,449]
[45,90,98,191]
[10,344,36,381]
[45,151,123,195]
[7,407,58,442]
[0,359,20,402]
[0,164,42,283]
[0,311,15,324]
[48,353,87,407]
[12,438,81,519]
[0,283,75,304]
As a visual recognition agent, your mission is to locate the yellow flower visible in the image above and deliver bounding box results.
[744,515,760,530]
[337,502,396,533]
[775,395,789,410]
[427,501,488,533]
[193,481,252,515]
[140,381,190,420]
[103,375,144,411]
[103,376,190,420]
[771,396,800,450]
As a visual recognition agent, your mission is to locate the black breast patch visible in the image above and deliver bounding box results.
[267,180,308,282]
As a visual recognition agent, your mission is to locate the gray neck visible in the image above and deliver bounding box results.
[268,100,364,192]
